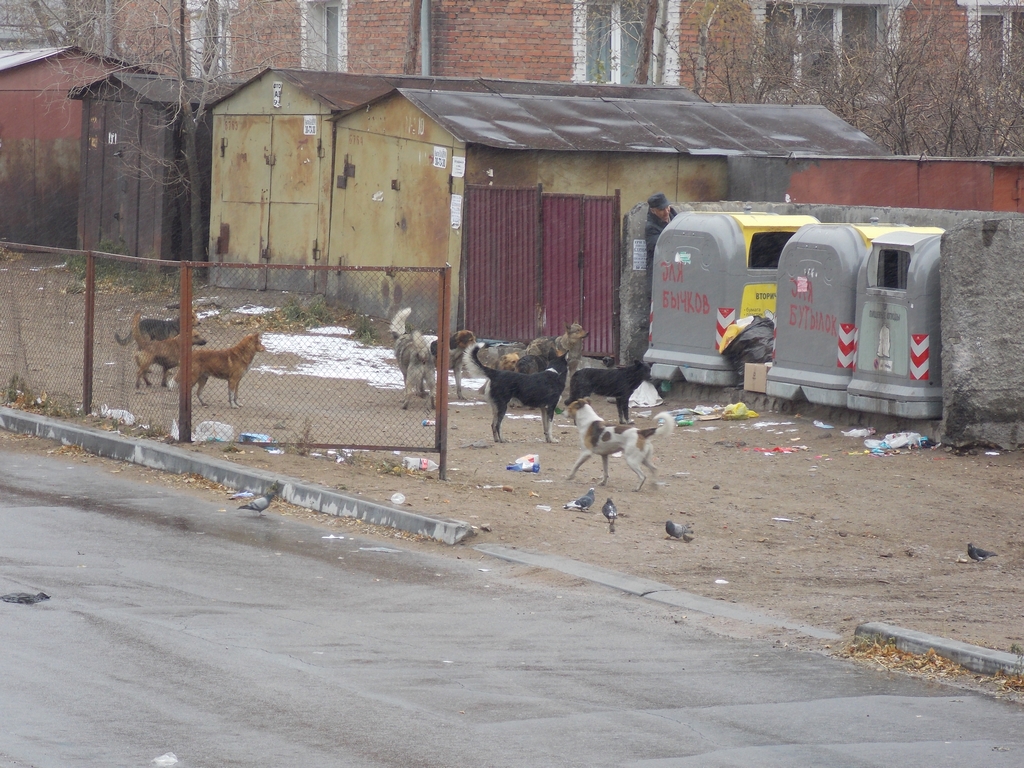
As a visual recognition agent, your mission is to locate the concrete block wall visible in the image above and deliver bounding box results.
[941,218,1024,448]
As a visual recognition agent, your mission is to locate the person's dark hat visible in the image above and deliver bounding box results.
[647,192,670,209]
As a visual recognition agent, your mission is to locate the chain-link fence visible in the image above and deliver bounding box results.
[0,243,453,475]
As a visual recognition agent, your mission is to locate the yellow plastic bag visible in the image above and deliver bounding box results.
[722,402,759,420]
[719,323,743,352]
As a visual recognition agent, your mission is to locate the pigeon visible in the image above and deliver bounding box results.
[602,498,617,533]
[239,482,280,515]
[1,592,50,604]
[665,520,694,542]
[564,488,595,511]
[967,543,997,562]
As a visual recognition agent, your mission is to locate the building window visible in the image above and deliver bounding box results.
[764,3,889,81]
[304,1,347,72]
[572,1,644,84]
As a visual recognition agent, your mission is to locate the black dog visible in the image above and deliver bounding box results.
[471,343,568,443]
[115,313,195,347]
[568,360,652,424]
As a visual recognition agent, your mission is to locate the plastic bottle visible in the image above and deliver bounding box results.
[422,420,435,427]
[402,457,439,471]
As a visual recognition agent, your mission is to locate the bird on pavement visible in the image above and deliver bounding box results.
[602,498,617,533]
[564,488,595,511]
[239,482,280,515]
[967,542,997,562]
[665,520,694,542]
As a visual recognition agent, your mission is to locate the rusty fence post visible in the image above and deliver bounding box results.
[82,250,96,416]
[178,262,193,443]
[435,265,452,480]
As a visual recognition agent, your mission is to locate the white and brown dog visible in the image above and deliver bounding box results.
[566,399,674,491]
[391,307,435,410]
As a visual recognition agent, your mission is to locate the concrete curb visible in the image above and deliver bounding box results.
[475,543,841,641]
[0,407,474,545]
[855,621,1024,677]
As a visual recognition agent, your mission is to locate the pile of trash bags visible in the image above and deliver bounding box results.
[719,316,775,374]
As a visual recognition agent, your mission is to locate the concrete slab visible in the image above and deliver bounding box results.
[0,407,474,545]
[856,621,1024,677]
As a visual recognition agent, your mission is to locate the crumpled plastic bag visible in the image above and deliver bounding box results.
[722,402,759,420]
[629,380,663,407]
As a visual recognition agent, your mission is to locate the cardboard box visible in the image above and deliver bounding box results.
[744,363,770,393]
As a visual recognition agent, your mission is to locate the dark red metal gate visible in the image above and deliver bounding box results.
[465,186,619,358]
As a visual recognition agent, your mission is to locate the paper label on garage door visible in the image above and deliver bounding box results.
[450,194,463,229]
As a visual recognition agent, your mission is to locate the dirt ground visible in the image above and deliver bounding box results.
[4,386,1022,661]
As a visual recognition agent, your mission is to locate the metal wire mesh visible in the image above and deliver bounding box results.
[1,244,452,468]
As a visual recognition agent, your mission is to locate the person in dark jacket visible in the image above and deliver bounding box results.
[644,192,675,289]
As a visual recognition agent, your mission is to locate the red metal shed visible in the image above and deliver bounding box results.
[0,48,126,248]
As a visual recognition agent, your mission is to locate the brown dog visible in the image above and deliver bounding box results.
[188,333,265,407]
[132,311,206,389]
[497,352,520,371]
[526,322,589,382]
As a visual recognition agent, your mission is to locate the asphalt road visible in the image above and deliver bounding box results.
[1,446,1022,768]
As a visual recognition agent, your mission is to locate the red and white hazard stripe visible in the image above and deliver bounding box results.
[837,323,857,369]
[715,307,736,351]
[648,301,654,344]
[910,334,930,380]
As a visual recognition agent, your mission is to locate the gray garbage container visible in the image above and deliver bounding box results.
[767,224,927,406]
[644,212,818,386]
[846,229,945,418]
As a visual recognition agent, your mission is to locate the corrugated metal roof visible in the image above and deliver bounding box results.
[399,90,887,157]
[69,73,238,105]
[0,47,70,72]
[212,68,702,111]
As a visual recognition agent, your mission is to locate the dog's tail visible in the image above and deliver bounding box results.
[470,342,499,382]
[128,311,144,348]
[651,411,675,440]
[115,310,142,346]
[390,307,412,339]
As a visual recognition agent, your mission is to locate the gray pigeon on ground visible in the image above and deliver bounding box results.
[239,482,280,515]
[665,520,694,542]
[967,542,997,562]
[1,592,50,604]
[564,488,595,511]
[602,498,617,533]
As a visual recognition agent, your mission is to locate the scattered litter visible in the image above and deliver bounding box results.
[985,451,1001,456]
[507,453,540,472]
[1,592,50,604]
[194,421,234,442]
[813,420,833,429]
[321,535,346,539]
[864,432,928,454]
[403,457,439,471]
[841,427,876,438]
[265,448,285,455]
[151,754,178,767]
[772,517,794,522]
[755,445,808,454]
[722,402,759,420]
[461,440,490,449]
[99,404,135,425]
[714,579,730,585]
[239,432,274,443]
[422,419,435,427]
[390,492,406,505]
[230,491,255,500]
[359,547,402,553]
[478,568,491,572]
[535,505,552,511]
